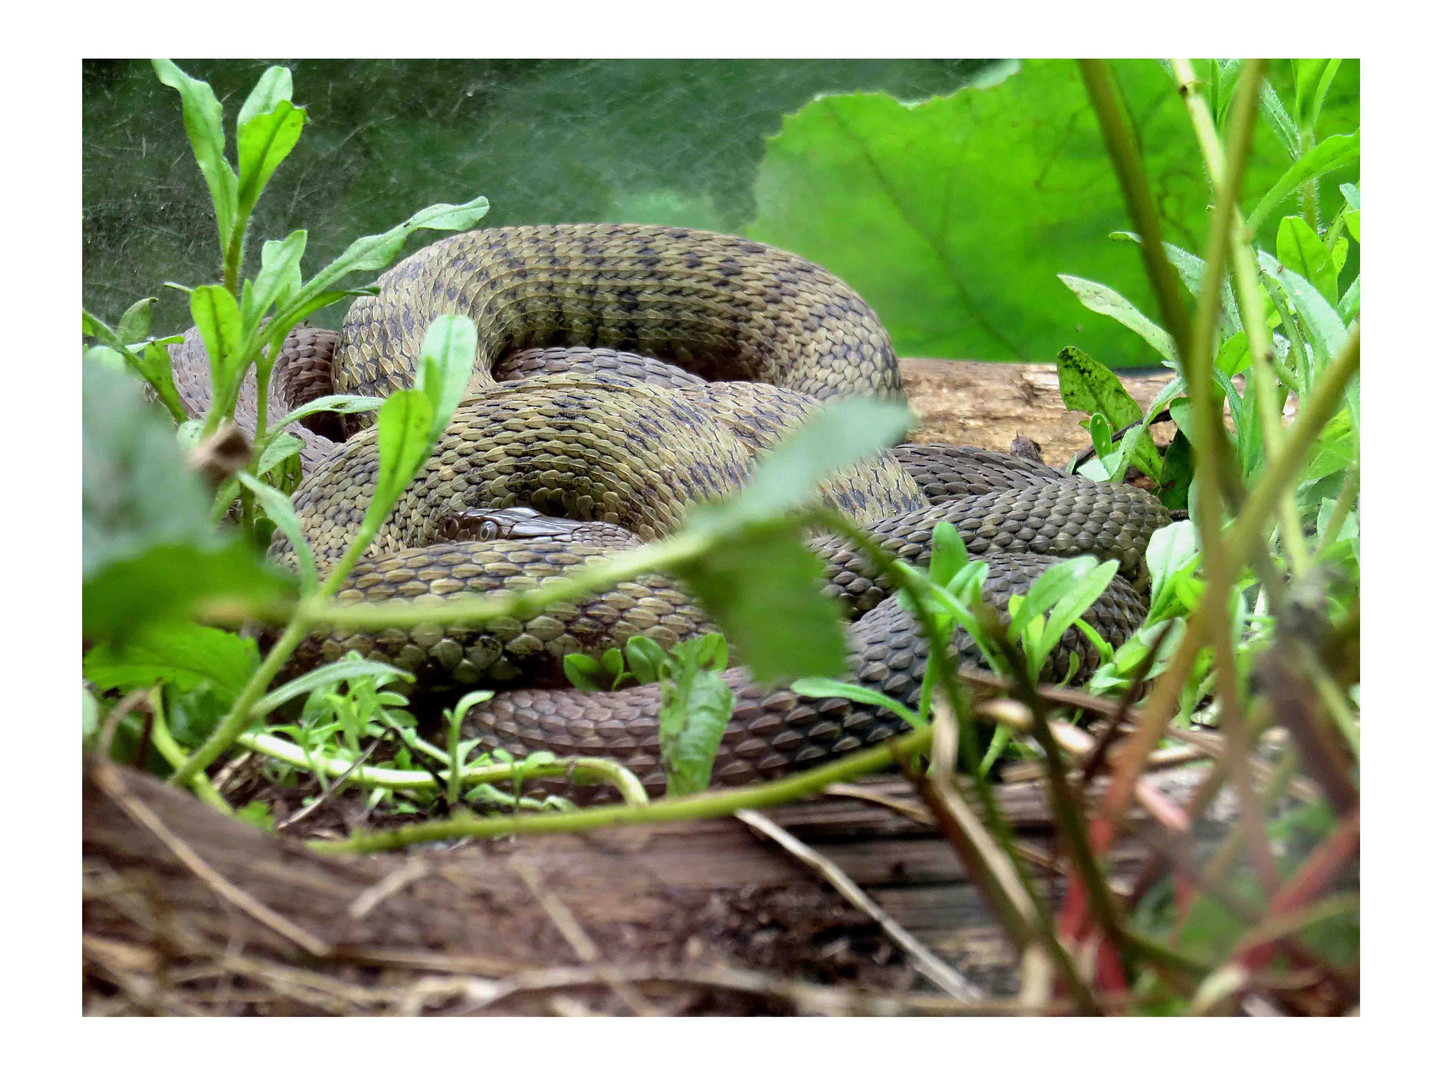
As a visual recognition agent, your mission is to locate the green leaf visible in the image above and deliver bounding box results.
[1107,420,1164,483]
[1214,331,1251,378]
[1212,59,1242,125]
[271,393,386,432]
[238,472,317,594]
[1294,59,1342,130]
[237,801,276,831]
[84,623,259,698]
[792,677,922,730]
[1337,277,1360,324]
[243,230,307,335]
[1058,276,1176,364]
[928,521,969,592]
[1246,132,1360,231]
[254,433,304,479]
[678,525,848,683]
[82,311,188,421]
[680,633,730,674]
[1259,251,1347,367]
[83,360,216,575]
[137,340,188,421]
[625,636,667,685]
[599,647,627,689]
[190,285,246,400]
[1259,78,1301,159]
[1108,233,1240,339]
[1010,556,1100,635]
[415,315,479,444]
[1342,209,1359,245]
[1057,345,1143,427]
[1236,376,1265,481]
[675,398,914,683]
[254,657,413,716]
[1339,183,1360,212]
[151,60,238,249]
[692,398,914,531]
[83,343,127,374]
[658,640,735,797]
[362,389,436,537]
[1157,430,1193,512]
[1276,216,1338,306]
[1299,413,1356,486]
[1088,412,1115,461]
[563,653,605,692]
[1058,346,1162,480]
[1329,237,1349,278]
[1146,521,1201,620]
[235,67,307,221]
[116,297,156,345]
[276,288,380,329]
[280,197,491,323]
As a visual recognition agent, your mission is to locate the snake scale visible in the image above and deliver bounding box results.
[171,224,1170,795]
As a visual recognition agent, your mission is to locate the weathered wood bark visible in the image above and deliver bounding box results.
[900,358,1173,464]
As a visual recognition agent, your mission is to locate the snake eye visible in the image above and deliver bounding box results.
[480,520,498,541]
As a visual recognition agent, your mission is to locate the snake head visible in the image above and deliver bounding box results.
[434,505,566,542]
[434,506,643,549]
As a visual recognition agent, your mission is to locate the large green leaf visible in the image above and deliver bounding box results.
[749,59,1357,365]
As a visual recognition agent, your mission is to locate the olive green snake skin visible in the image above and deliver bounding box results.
[171,224,1170,795]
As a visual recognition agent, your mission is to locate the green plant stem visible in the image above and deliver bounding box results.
[310,726,933,854]
[1078,59,1247,514]
[223,229,244,297]
[148,689,233,814]
[1173,58,1310,576]
[237,731,650,806]
[1316,465,1359,552]
[1182,58,1281,896]
[1096,323,1357,841]
[817,515,1097,1009]
[1299,128,1319,233]
[170,618,311,787]
[298,530,712,633]
[1078,61,1193,360]
[986,631,1131,974]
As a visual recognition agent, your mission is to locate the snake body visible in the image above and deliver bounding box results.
[172,224,1170,795]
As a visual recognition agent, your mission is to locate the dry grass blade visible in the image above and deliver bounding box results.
[514,862,657,1016]
[734,809,982,1001]
[91,759,333,957]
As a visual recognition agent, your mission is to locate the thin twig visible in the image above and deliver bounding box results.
[275,737,383,832]
[347,860,432,921]
[733,809,983,1001]
[514,862,657,1016]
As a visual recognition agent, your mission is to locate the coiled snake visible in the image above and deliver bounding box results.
[172,224,1169,795]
